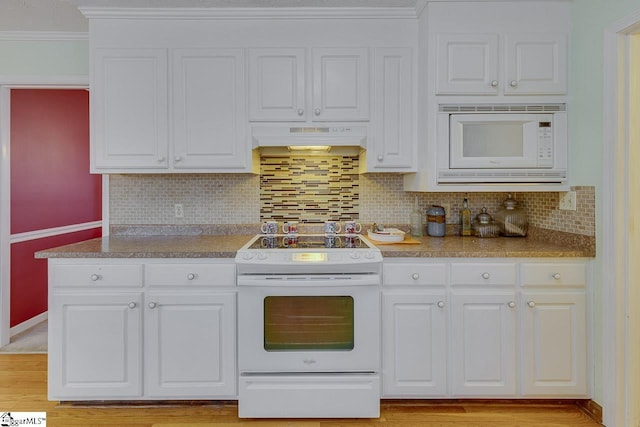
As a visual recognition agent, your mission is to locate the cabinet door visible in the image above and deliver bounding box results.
[436,33,499,95]
[92,48,168,170]
[504,33,568,95]
[48,292,143,399]
[145,292,236,398]
[520,292,587,395]
[248,48,306,121]
[312,47,370,121]
[172,49,248,170]
[382,291,447,396]
[370,48,415,171]
[450,292,517,396]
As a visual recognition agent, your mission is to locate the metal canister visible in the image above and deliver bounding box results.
[427,205,446,237]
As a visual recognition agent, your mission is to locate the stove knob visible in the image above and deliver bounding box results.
[350,252,361,259]
[365,251,376,259]
[257,252,268,260]
[242,252,254,260]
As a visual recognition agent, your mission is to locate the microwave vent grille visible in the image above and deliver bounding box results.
[439,104,566,113]
[438,170,567,183]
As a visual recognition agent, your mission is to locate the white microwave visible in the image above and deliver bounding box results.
[436,105,567,183]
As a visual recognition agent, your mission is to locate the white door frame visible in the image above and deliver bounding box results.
[602,9,640,427]
[0,75,105,347]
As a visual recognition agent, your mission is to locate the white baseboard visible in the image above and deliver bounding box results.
[10,312,47,337]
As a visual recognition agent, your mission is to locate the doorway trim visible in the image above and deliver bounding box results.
[602,9,640,427]
[0,75,102,347]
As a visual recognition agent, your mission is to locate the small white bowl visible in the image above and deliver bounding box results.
[366,228,405,243]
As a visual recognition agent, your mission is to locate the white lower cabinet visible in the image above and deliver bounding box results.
[48,260,236,401]
[450,291,517,396]
[145,292,236,397]
[49,292,143,399]
[382,258,590,399]
[382,291,447,396]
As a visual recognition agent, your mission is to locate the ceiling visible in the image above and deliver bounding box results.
[0,0,422,33]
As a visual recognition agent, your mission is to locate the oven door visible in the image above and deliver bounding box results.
[237,274,380,373]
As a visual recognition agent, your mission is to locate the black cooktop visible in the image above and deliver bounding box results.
[246,234,368,250]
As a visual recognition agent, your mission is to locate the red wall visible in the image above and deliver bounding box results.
[10,89,102,327]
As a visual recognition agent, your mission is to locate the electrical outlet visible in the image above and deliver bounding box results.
[174,203,184,218]
[559,191,577,211]
[440,202,451,217]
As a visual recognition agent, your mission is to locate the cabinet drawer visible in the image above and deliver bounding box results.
[52,264,143,288]
[383,263,447,286]
[145,263,235,286]
[521,262,586,287]
[450,263,516,285]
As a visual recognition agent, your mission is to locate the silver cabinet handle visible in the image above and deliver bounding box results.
[412,273,420,280]
[527,301,536,308]
[552,273,561,280]
[128,302,137,309]
[90,274,101,281]
[437,301,445,308]
[510,80,518,88]
[490,80,499,87]
[187,273,196,280]
[297,108,304,116]
[508,301,516,308]
[482,272,490,279]
[148,302,157,309]
[314,108,321,116]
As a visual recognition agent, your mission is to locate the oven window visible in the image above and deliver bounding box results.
[263,296,354,351]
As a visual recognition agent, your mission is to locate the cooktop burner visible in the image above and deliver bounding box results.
[245,233,368,250]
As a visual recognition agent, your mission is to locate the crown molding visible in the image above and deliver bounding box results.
[0,31,88,41]
[77,6,418,20]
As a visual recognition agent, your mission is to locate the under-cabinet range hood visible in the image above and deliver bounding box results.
[252,125,367,156]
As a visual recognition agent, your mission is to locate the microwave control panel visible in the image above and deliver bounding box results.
[537,122,554,167]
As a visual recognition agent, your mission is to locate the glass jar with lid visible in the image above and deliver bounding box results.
[472,207,501,238]
[494,194,528,237]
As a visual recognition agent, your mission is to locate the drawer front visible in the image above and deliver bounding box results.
[450,263,516,285]
[52,264,143,288]
[145,263,236,286]
[383,263,447,286]
[521,262,587,287]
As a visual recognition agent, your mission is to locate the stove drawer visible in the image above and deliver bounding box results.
[146,263,235,286]
[383,262,447,286]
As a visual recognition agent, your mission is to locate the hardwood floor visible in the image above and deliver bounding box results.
[0,354,602,426]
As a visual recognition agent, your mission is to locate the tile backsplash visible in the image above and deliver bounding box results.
[109,156,595,237]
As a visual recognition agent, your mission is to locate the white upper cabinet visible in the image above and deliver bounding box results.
[436,32,567,96]
[92,48,169,170]
[172,49,248,170]
[248,47,370,122]
[249,48,306,121]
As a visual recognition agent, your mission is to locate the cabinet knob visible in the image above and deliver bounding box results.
[314,108,321,116]
[490,80,499,88]
[482,272,491,280]
[527,301,536,308]
[128,302,137,309]
[437,301,445,308]
[187,273,196,280]
[508,301,516,308]
[158,156,165,162]
[377,155,384,162]
[412,273,420,280]
[297,108,304,116]
[552,273,561,280]
[90,274,101,281]
[510,80,518,88]
[148,302,157,309]
[174,155,182,162]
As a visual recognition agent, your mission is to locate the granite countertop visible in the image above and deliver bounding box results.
[35,233,593,259]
